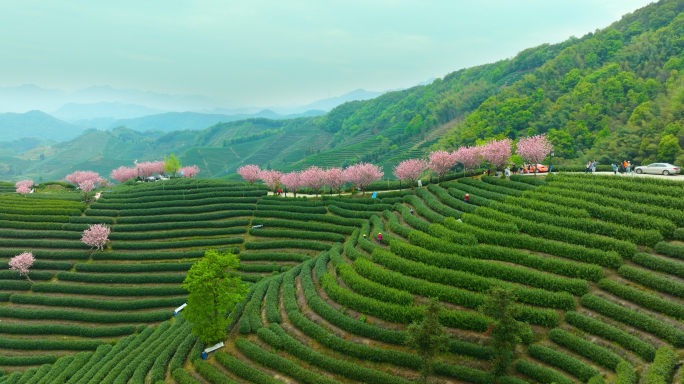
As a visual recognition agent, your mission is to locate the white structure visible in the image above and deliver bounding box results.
[174,303,187,316]
[204,342,224,354]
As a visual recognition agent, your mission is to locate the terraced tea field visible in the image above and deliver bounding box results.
[0,174,683,383]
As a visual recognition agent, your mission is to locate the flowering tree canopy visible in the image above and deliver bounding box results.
[237,165,261,184]
[516,134,553,166]
[180,165,201,178]
[81,224,110,251]
[259,170,282,191]
[393,159,428,187]
[300,166,326,195]
[281,171,303,197]
[65,171,103,197]
[481,138,513,170]
[137,161,165,178]
[15,180,33,194]
[111,166,138,183]
[9,252,34,282]
[324,168,345,194]
[343,162,384,192]
[428,151,457,180]
[453,146,483,175]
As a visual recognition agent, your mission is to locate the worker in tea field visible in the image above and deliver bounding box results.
[465,194,469,203]
[378,233,382,242]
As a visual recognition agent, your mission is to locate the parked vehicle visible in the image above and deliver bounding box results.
[634,163,681,175]
[523,164,549,173]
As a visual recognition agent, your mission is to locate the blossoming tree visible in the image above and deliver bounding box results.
[281,171,303,197]
[515,134,553,175]
[237,165,261,184]
[300,166,326,196]
[15,180,33,194]
[428,151,457,182]
[393,159,427,188]
[259,170,282,191]
[481,138,513,171]
[453,146,483,176]
[9,252,35,283]
[110,166,138,183]
[137,161,165,178]
[81,224,110,251]
[180,165,201,178]
[65,171,103,201]
[324,168,345,195]
[343,162,383,194]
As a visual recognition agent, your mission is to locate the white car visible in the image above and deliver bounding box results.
[634,163,681,175]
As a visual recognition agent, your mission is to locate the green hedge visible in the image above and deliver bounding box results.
[0,306,172,323]
[615,362,637,384]
[515,359,573,384]
[459,178,524,196]
[193,359,239,384]
[239,252,310,262]
[0,213,70,223]
[0,220,64,230]
[549,328,622,370]
[580,294,684,347]
[461,212,519,233]
[481,176,537,191]
[631,252,684,279]
[69,216,115,224]
[255,204,327,214]
[394,203,431,232]
[116,203,256,217]
[565,311,655,362]
[325,200,393,211]
[415,188,463,218]
[654,241,684,259]
[250,218,354,234]
[391,239,602,282]
[598,279,684,320]
[504,196,590,218]
[383,210,412,238]
[0,260,71,270]
[427,184,477,213]
[169,332,197,372]
[618,265,684,298]
[248,228,345,242]
[261,196,325,206]
[10,294,186,311]
[0,207,82,216]
[403,195,446,223]
[0,238,90,249]
[112,236,243,250]
[245,240,332,251]
[116,210,252,224]
[0,249,89,260]
[252,209,365,226]
[56,271,186,284]
[0,323,134,337]
[444,181,509,201]
[109,219,249,232]
[528,344,598,382]
[447,187,493,207]
[32,282,187,296]
[327,204,376,219]
[548,174,683,197]
[92,249,236,261]
[510,174,547,186]
[645,347,677,384]
[0,336,103,351]
[0,270,53,280]
[427,223,479,245]
[76,262,193,273]
[440,217,622,268]
[0,280,32,290]
[214,351,282,384]
[92,196,258,210]
[0,354,57,366]
[335,261,414,306]
[109,227,246,241]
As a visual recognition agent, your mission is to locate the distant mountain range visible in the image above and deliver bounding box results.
[0,111,85,142]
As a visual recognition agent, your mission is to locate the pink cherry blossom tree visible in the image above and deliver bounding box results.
[15,180,33,194]
[110,166,138,183]
[516,134,553,176]
[259,170,282,192]
[9,252,35,283]
[179,165,200,178]
[343,163,384,194]
[428,150,458,182]
[300,166,326,196]
[65,171,103,201]
[237,165,261,184]
[136,161,164,178]
[81,224,110,251]
[324,168,345,195]
[281,171,303,197]
[481,138,513,171]
[453,146,483,177]
[393,159,428,188]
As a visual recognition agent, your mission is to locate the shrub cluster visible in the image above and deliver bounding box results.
[239,252,310,262]
[428,223,479,245]
[615,362,637,384]
[109,227,246,241]
[515,359,573,384]
[112,236,243,250]
[336,261,414,306]
[0,336,103,351]
[654,241,684,259]
[481,176,536,191]
[0,306,172,323]
[0,213,70,223]
[427,184,477,213]
[383,210,412,237]
[618,265,684,298]
[444,181,508,201]
[214,351,282,384]
[461,212,519,233]
[248,228,345,242]
[111,219,249,233]
[403,195,446,223]
[0,323,134,337]
[116,210,252,225]
[394,203,431,232]
[32,282,187,296]
[0,238,90,249]
[549,328,622,370]
[0,354,57,366]
[255,204,327,214]
[645,347,677,384]
[528,344,598,382]
[69,215,116,224]
[0,220,64,230]
[581,294,684,347]
[11,293,186,311]
[564,311,655,362]
[253,209,364,226]
[326,200,393,212]
[251,218,353,234]
[509,174,547,186]
[459,177,524,196]
[115,203,256,217]
[598,279,684,320]
[415,188,463,218]
[245,240,332,251]
[92,196,258,210]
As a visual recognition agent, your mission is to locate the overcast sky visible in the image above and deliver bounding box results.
[0,0,655,107]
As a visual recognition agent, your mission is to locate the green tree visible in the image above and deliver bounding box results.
[163,154,182,176]
[181,250,248,345]
[658,134,682,163]
[405,298,451,383]
[479,286,531,375]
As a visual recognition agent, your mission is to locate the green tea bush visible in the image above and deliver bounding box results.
[528,344,598,382]
[255,204,327,214]
[1,206,82,216]
[645,347,677,384]
[214,351,282,384]
[109,227,246,241]
[581,294,684,346]
[92,249,236,261]
[515,360,572,384]
[10,294,186,311]
[598,279,684,320]
[654,241,684,259]
[547,179,684,210]
[459,177,524,196]
[481,176,536,191]
[56,271,186,284]
[92,196,258,210]
[69,216,115,224]
[510,174,547,186]
[245,240,332,251]
[0,270,52,280]
[0,260,71,270]
[444,181,508,201]
[193,359,238,384]
[0,249,89,260]
[549,328,622,370]
[325,200,392,211]
[394,203,431,232]
[0,323,134,337]
[504,196,589,218]
[0,336,103,350]
[618,265,684,298]
[0,220,64,230]
[336,262,414,305]
[239,252,310,262]
[169,332,197,372]
[0,213,70,223]
[116,210,252,224]
[110,219,249,232]
[250,218,354,234]
[565,311,656,362]
[0,238,89,249]
[427,184,477,213]
[248,228,345,242]
[428,223,479,245]
[32,282,187,296]
[327,204,375,219]
[615,361,637,384]
[461,212,519,233]
[415,188,463,218]
[383,210,412,237]
[75,262,193,273]
[117,203,255,217]
[112,236,243,250]
[403,195,446,223]
[0,306,171,323]
[252,209,365,226]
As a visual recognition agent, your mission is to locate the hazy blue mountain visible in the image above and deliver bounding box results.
[0,111,85,142]
[0,84,69,113]
[272,89,385,114]
[52,102,165,122]
[70,86,230,111]
[109,109,325,132]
